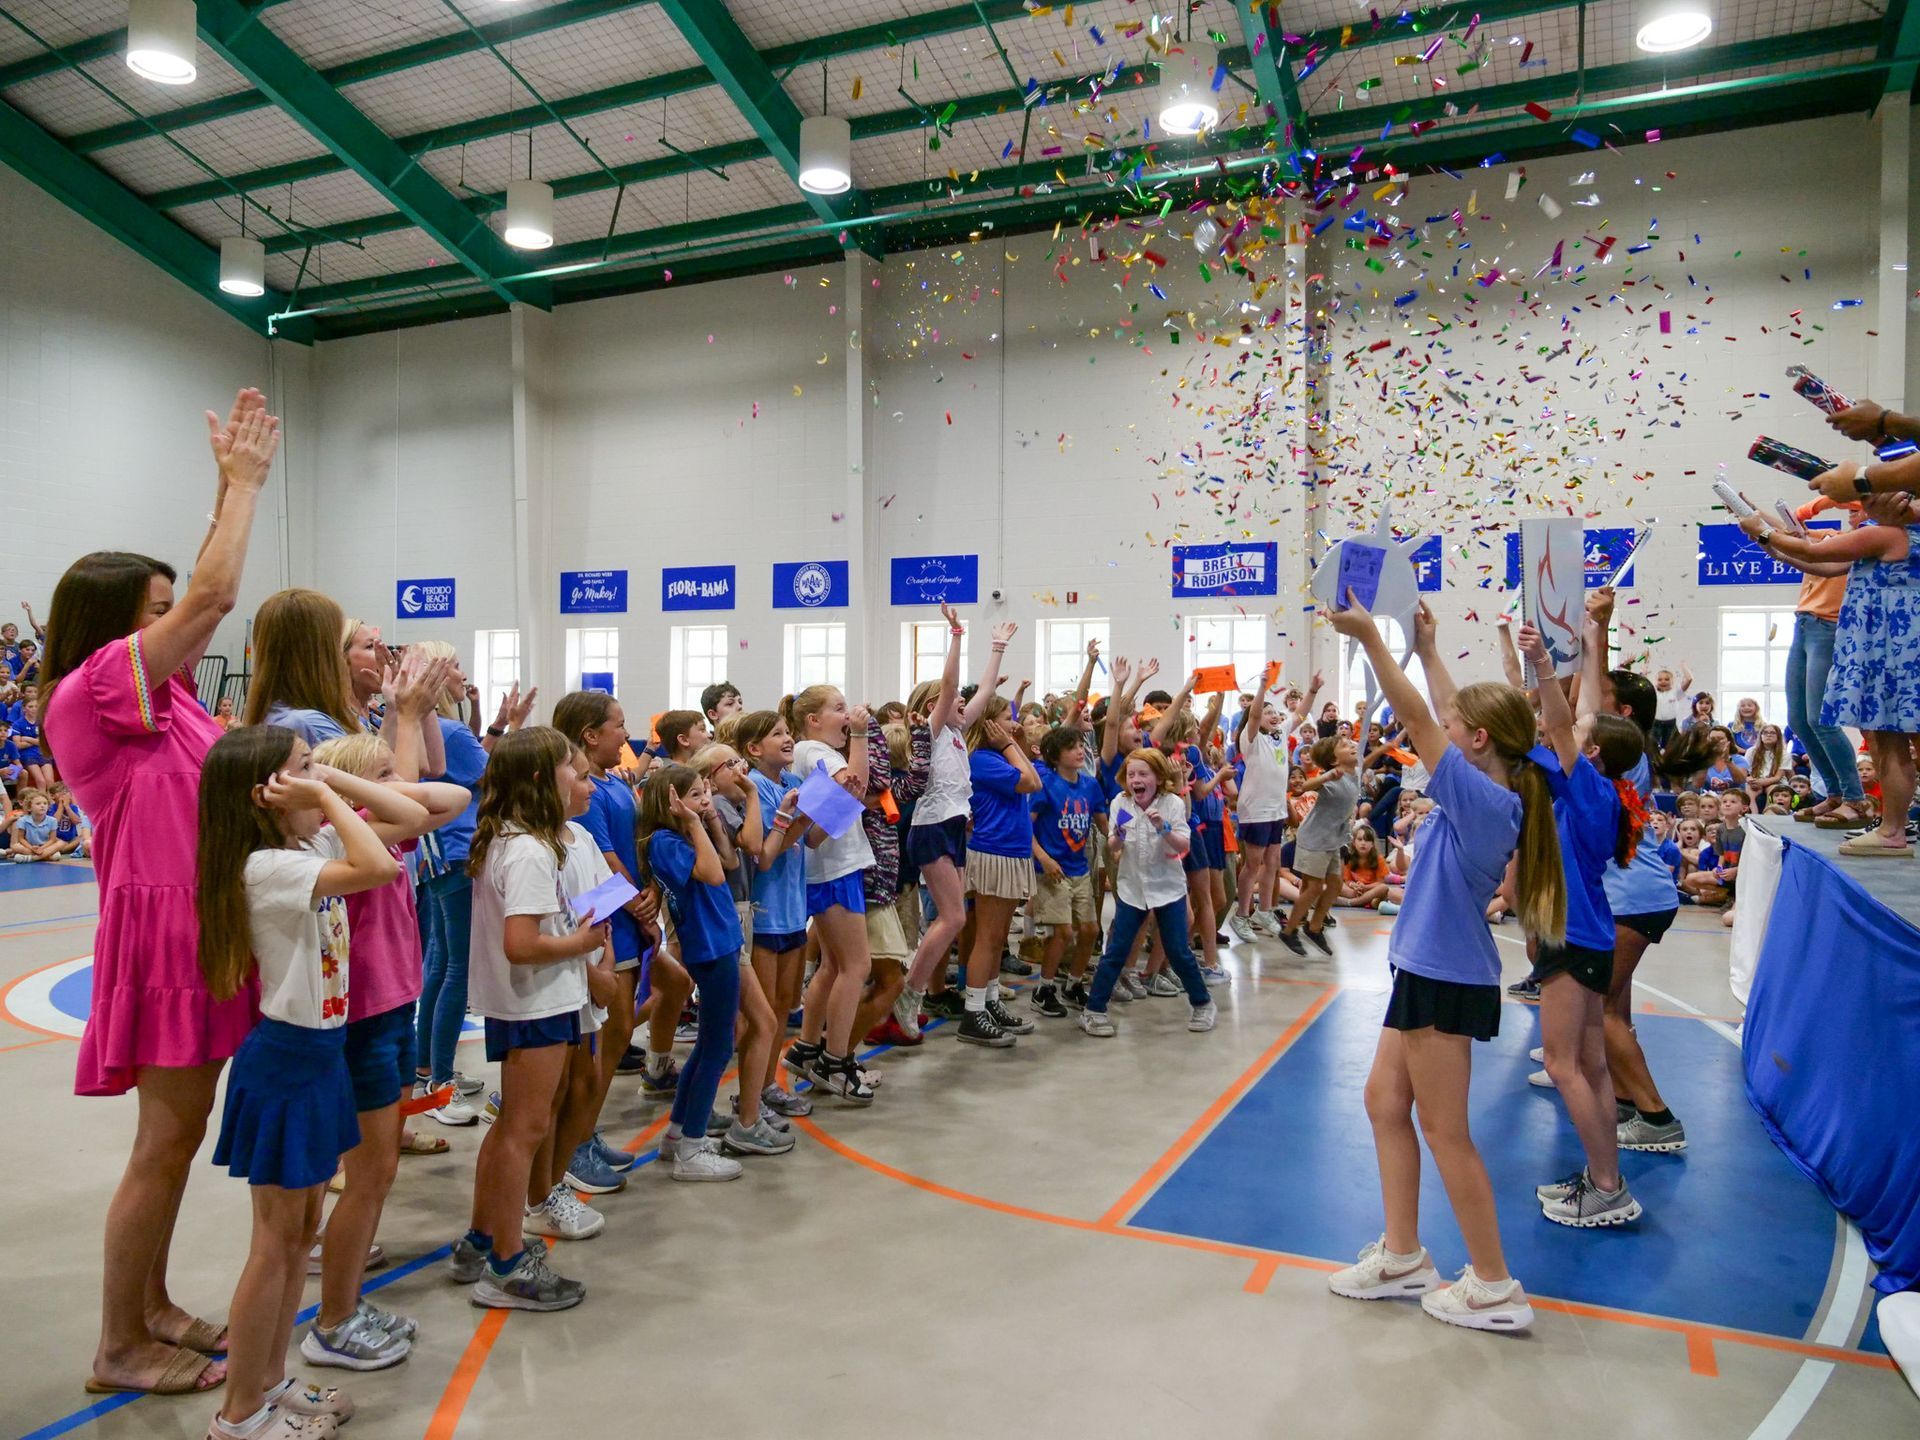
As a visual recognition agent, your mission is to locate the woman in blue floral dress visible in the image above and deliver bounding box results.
[1753,507,1919,857]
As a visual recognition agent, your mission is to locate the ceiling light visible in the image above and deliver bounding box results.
[503,178,554,250]
[1634,0,1713,53]
[126,0,198,85]
[1156,44,1221,136]
[218,235,265,297]
[798,114,852,195]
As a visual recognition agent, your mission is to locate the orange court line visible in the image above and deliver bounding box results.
[1096,984,1339,1228]
[1687,1332,1721,1378]
[0,921,96,945]
[0,1036,58,1055]
[0,950,93,1040]
[424,1307,509,1440]
[1243,1257,1282,1294]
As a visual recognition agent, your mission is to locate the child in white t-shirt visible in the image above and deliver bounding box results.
[197,725,418,1440]
[452,727,608,1315]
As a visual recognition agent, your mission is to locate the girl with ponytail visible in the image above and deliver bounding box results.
[1324,595,1559,1334]
[1511,614,1642,1230]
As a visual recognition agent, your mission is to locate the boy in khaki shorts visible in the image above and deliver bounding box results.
[1028,727,1107,1015]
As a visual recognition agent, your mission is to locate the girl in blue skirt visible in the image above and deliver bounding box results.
[197,725,419,1440]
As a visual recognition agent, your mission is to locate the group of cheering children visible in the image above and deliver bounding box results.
[0,613,88,859]
[162,569,1717,1438]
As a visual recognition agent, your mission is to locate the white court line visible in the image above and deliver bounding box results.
[1489,929,1873,1434]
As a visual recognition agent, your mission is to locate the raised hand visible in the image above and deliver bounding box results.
[1326,590,1374,639]
[1086,637,1101,662]
[1827,400,1888,444]
[1136,657,1160,684]
[493,685,517,730]
[1111,655,1132,689]
[206,389,280,493]
[1515,622,1551,669]
[259,770,328,812]
[509,685,539,727]
[1585,586,1616,628]
[1412,600,1437,651]
[939,602,962,631]
[991,622,1017,646]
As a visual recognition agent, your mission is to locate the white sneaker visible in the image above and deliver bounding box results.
[1251,911,1282,938]
[1146,972,1182,997]
[451,1070,484,1096]
[892,986,924,1034]
[1078,1008,1116,1038]
[1226,912,1257,942]
[430,1096,478,1126]
[1188,1001,1218,1032]
[1327,1236,1441,1300]
[1529,1046,1544,1063]
[1528,1069,1556,1089]
[1120,971,1149,1001]
[1420,1266,1535,1331]
[672,1137,744,1182]
[526,1185,603,1240]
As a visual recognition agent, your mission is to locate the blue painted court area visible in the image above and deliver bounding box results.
[0,862,94,892]
[1131,988,1851,1344]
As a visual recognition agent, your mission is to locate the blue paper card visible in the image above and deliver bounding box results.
[796,760,863,839]
[1334,541,1386,611]
[570,872,637,925]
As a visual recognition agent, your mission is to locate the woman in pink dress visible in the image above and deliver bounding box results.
[40,389,281,1396]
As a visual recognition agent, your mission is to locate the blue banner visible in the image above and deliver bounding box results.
[395,577,455,619]
[773,560,849,610]
[580,671,614,694]
[1697,522,1839,586]
[1503,527,1638,589]
[1171,542,1278,597]
[560,569,627,614]
[1410,536,1443,593]
[890,554,978,606]
[662,565,735,611]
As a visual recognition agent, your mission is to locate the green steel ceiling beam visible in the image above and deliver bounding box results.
[1883,0,1920,93]
[1235,0,1307,149]
[192,0,546,308]
[0,0,299,91]
[654,0,874,256]
[62,0,658,154]
[1310,20,1883,141]
[253,83,1032,254]
[0,96,308,341]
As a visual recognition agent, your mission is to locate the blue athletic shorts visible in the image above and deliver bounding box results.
[343,1004,414,1112]
[483,1010,583,1063]
[753,929,807,954]
[806,873,867,917]
[1237,819,1285,848]
[1182,819,1226,873]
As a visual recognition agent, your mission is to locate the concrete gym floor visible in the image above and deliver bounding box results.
[1,863,1908,1440]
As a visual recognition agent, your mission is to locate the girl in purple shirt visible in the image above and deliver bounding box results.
[1323,596,1567,1336]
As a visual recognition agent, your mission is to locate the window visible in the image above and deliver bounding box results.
[1717,607,1795,726]
[1337,617,1426,724]
[785,622,847,693]
[902,620,968,691]
[669,625,729,712]
[564,627,619,693]
[1038,618,1110,696]
[1185,615,1268,693]
[473,629,520,722]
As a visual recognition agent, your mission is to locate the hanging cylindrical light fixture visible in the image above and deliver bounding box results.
[798,114,852,195]
[126,0,198,85]
[1634,0,1713,53]
[1156,43,1221,136]
[219,235,265,296]
[503,177,554,249]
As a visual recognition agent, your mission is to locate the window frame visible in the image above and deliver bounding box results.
[784,621,848,694]
[564,626,620,694]
[1037,617,1111,698]
[902,620,969,693]
[668,624,730,713]
[472,629,521,723]
[1715,605,1796,728]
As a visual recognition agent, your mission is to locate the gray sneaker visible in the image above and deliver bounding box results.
[762,1084,812,1118]
[300,1308,411,1371]
[1535,1168,1586,1203]
[672,1136,745,1181]
[355,1297,417,1342]
[1617,1113,1688,1153]
[723,1116,796,1156]
[471,1247,586,1312]
[1147,972,1182,997]
[449,1233,544,1285]
[1541,1172,1644,1228]
[1120,970,1149,1001]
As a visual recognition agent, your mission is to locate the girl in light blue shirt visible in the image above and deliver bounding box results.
[1324,596,1566,1337]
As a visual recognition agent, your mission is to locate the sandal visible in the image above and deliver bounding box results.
[269,1377,355,1423]
[179,1317,228,1354]
[400,1129,449,1156]
[87,1345,224,1395]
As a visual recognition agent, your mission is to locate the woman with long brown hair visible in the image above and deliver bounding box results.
[40,389,280,1395]
[243,588,361,746]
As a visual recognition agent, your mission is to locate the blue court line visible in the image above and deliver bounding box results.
[0,910,95,933]
[1129,987,1868,1347]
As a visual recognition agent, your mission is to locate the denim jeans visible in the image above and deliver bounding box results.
[1786,613,1863,803]
[1088,896,1209,1012]
[671,955,740,1139]
[414,870,474,1087]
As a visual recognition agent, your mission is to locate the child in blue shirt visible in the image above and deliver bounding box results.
[12,693,51,791]
[49,783,89,858]
[1028,726,1106,1015]
[10,789,62,860]
[1325,595,1564,1336]
[640,764,744,1181]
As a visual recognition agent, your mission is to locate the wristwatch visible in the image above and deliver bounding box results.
[486,725,506,737]
[1855,465,1874,496]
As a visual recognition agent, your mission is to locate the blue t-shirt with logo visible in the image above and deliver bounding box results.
[968,750,1033,857]
[749,769,806,936]
[581,772,643,963]
[1602,756,1679,917]
[10,716,42,762]
[1031,764,1102,878]
[1387,746,1521,987]
[647,830,743,965]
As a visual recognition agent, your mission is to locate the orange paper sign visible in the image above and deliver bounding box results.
[1192,664,1239,694]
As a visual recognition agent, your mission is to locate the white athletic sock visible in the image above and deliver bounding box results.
[647,1048,672,1075]
[964,985,988,1013]
[213,1406,274,1439]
